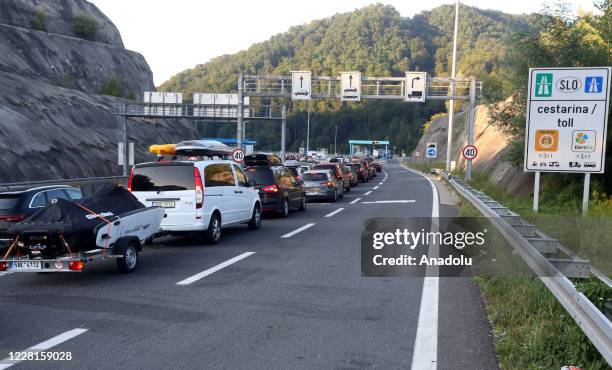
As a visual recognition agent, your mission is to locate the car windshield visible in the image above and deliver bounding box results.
[0,195,19,210]
[131,165,195,192]
[245,168,275,185]
[302,173,327,181]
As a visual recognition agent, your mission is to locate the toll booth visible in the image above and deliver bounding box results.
[348,140,390,159]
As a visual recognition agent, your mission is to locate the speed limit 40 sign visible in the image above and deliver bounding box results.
[462,145,478,160]
[232,148,245,163]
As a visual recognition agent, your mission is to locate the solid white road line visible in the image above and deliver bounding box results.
[364,191,372,196]
[281,223,315,238]
[372,186,379,190]
[349,197,362,204]
[403,165,440,370]
[0,328,88,369]
[324,208,345,218]
[361,200,415,204]
[176,252,255,286]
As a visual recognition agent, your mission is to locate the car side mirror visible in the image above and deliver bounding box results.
[248,179,256,187]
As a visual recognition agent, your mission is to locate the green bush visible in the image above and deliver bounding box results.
[31,10,47,31]
[72,14,99,41]
[100,75,123,97]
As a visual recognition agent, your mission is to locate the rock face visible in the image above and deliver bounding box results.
[412,100,533,197]
[0,0,196,183]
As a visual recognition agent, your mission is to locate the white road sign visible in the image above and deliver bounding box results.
[462,145,478,160]
[232,148,245,163]
[524,67,610,173]
[405,72,427,102]
[291,71,311,100]
[340,72,361,101]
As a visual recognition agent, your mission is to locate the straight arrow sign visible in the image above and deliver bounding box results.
[340,71,361,102]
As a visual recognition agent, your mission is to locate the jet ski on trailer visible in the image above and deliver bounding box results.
[0,182,164,273]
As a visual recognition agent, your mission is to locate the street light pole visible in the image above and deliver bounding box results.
[306,100,311,155]
[334,125,337,155]
[446,0,460,172]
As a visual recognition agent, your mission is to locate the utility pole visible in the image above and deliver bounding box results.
[237,73,244,150]
[446,0,460,172]
[334,125,337,155]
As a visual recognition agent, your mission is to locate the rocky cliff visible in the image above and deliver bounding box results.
[412,101,533,197]
[0,0,196,182]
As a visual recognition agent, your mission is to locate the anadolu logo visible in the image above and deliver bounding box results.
[535,73,553,97]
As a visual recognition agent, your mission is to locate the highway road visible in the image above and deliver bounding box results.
[0,160,498,369]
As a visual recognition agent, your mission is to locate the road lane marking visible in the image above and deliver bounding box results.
[350,197,362,204]
[364,191,372,196]
[176,252,255,285]
[281,223,315,238]
[324,208,345,218]
[378,182,383,185]
[403,165,440,370]
[361,200,415,204]
[0,328,88,369]
[373,186,379,190]
[0,271,13,278]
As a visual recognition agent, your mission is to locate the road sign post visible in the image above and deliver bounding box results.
[281,105,287,163]
[237,73,244,150]
[525,67,610,213]
[466,76,477,181]
[533,171,540,212]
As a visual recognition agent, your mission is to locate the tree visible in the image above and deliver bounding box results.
[72,14,99,41]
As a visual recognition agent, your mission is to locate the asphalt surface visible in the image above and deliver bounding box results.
[0,160,498,369]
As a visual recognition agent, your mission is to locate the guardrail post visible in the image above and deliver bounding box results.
[281,105,287,163]
[466,76,476,181]
[237,73,244,150]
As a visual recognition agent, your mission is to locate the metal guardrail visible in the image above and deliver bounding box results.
[427,168,611,365]
[0,176,128,191]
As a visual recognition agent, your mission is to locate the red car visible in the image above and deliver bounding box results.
[312,163,351,192]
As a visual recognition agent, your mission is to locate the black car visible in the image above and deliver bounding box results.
[244,154,306,217]
[0,185,82,243]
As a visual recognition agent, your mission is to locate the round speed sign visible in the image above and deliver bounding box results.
[462,145,478,160]
[232,148,245,163]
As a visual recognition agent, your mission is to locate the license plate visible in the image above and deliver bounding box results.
[10,261,41,270]
[152,201,175,208]
[306,191,319,195]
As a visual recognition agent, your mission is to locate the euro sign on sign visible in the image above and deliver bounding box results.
[525,67,611,173]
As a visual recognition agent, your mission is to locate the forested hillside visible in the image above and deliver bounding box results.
[160,4,543,153]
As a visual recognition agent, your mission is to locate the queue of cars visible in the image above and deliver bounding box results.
[0,142,384,265]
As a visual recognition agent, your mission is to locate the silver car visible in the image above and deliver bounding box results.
[302,170,344,202]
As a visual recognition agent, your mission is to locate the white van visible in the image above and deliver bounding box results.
[128,159,261,244]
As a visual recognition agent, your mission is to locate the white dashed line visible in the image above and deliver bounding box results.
[0,271,13,278]
[281,223,316,238]
[373,186,379,190]
[378,182,383,185]
[364,191,372,196]
[177,252,256,285]
[361,200,415,204]
[324,208,345,218]
[0,328,88,369]
[350,197,362,204]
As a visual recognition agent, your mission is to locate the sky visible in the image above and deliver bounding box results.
[89,0,598,86]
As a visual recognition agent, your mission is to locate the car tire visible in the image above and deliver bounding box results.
[279,198,290,218]
[116,240,139,273]
[298,195,306,211]
[248,204,262,230]
[204,213,222,244]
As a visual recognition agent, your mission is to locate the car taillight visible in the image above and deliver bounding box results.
[358,168,363,173]
[127,166,134,191]
[194,167,204,209]
[0,262,8,271]
[262,185,278,193]
[296,175,301,181]
[69,261,84,271]
[0,215,27,222]
[320,181,334,187]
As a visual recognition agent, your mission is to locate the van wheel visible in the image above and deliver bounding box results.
[204,213,222,244]
[248,204,262,230]
[116,241,139,273]
[279,198,290,218]
[298,195,306,211]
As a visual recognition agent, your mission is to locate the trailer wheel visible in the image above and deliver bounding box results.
[116,240,139,273]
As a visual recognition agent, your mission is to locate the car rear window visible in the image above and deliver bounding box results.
[131,165,195,192]
[287,167,299,177]
[0,195,19,210]
[313,164,336,172]
[245,168,275,185]
[302,173,327,181]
